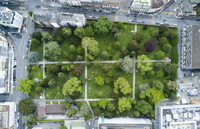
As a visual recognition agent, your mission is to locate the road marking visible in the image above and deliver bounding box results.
[160,11,175,15]
[43,4,46,8]
[19,3,23,12]
[152,15,155,20]
[115,12,118,21]
[120,9,128,13]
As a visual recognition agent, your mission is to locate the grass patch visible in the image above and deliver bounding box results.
[29,82,42,99]
[46,101,50,104]
[35,23,39,30]
[60,101,65,104]
[36,120,64,123]
[52,101,58,104]
[45,63,85,99]
[29,65,43,79]
[30,43,43,61]
[87,63,133,99]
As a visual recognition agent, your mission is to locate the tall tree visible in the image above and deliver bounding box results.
[151,80,164,90]
[17,79,35,94]
[152,30,159,37]
[80,103,91,116]
[44,42,61,61]
[68,108,77,117]
[95,76,104,86]
[144,40,156,52]
[28,52,41,63]
[73,65,83,76]
[42,31,53,43]
[118,97,131,113]
[58,72,66,80]
[102,64,110,73]
[32,32,42,41]
[159,25,168,33]
[119,55,134,73]
[48,79,56,87]
[40,78,49,88]
[134,32,143,43]
[144,88,165,105]
[107,103,116,111]
[155,50,165,60]
[94,60,100,67]
[62,27,72,38]
[114,77,132,95]
[137,54,153,75]
[101,51,109,60]
[117,22,124,29]
[60,126,67,129]
[135,100,153,115]
[31,38,40,47]
[98,99,110,109]
[74,27,85,38]
[70,45,76,52]
[127,40,138,52]
[165,63,179,73]
[82,37,99,57]
[169,93,178,101]
[62,77,82,95]
[93,16,110,36]
[85,26,95,37]
[18,99,35,115]
[158,37,168,46]
[166,80,177,90]
[62,102,71,109]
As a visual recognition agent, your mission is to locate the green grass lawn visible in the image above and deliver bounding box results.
[29,65,43,79]
[87,63,133,99]
[29,82,41,99]
[30,43,43,61]
[44,63,85,99]
[135,62,171,99]
[94,24,135,61]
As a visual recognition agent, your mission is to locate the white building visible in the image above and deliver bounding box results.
[0,102,16,129]
[0,7,23,32]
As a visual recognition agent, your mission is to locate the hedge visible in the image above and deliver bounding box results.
[170,47,178,64]
[36,120,64,123]
[171,70,177,81]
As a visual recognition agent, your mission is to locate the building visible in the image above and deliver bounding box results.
[32,9,86,29]
[130,0,174,14]
[0,102,16,129]
[181,24,200,69]
[156,104,200,129]
[0,7,23,33]
[98,117,152,129]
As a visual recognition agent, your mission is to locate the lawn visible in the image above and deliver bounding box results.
[44,63,85,99]
[29,65,43,79]
[87,63,133,99]
[93,23,135,61]
[30,43,43,61]
[29,82,42,99]
[135,62,171,99]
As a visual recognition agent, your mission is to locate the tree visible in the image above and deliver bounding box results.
[114,33,120,40]
[61,65,68,72]
[28,52,41,62]
[60,126,67,129]
[165,63,179,73]
[73,65,83,76]
[74,27,85,38]
[136,46,147,55]
[154,62,162,69]
[166,80,177,90]
[68,53,76,61]
[18,99,35,115]
[32,32,42,41]
[67,108,77,117]
[168,30,178,39]
[114,62,122,70]
[102,64,110,73]
[70,45,76,52]
[86,54,94,61]
[146,70,155,78]
[93,17,110,36]
[162,43,171,53]
[107,71,113,77]
[42,31,53,43]
[51,65,60,74]
[28,11,33,16]
[135,100,153,115]
[133,111,140,117]
[169,93,178,101]
[17,79,35,94]
[117,22,124,29]
[85,26,94,37]
[119,55,134,73]
[151,80,164,90]
[144,40,156,52]
[137,54,153,75]
[105,78,111,84]
[144,88,165,105]
[22,114,36,126]
[155,50,165,60]
[158,37,168,46]
[95,76,104,86]
[114,77,132,95]
[86,61,92,67]
[118,97,131,113]
[98,99,110,109]
[62,77,82,95]
[161,31,169,37]
[112,27,119,34]
[64,96,74,104]
[159,25,168,33]
[31,38,40,47]
[48,79,56,87]
[62,102,71,109]
[44,42,61,61]
[93,107,101,116]
[77,55,83,61]
[127,40,138,52]
[152,30,159,37]
[134,32,143,43]
[80,77,87,85]
[40,78,49,88]
[130,51,135,57]
[104,111,114,118]
[69,35,82,46]
[58,72,66,80]
[107,103,115,111]
[156,70,164,78]
[94,60,100,67]
[57,62,63,67]
[35,85,43,93]
[82,37,99,57]
[98,91,103,97]
[80,103,90,116]
[62,27,72,38]
[101,51,109,60]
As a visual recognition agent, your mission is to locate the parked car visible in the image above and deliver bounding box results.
[23,31,25,34]
[24,24,26,27]
[126,15,129,17]
[29,33,31,36]
[26,51,28,54]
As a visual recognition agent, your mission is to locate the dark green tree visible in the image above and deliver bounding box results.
[18,99,35,115]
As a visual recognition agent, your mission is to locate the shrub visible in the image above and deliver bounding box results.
[143,26,148,30]
[144,40,156,52]
[152,30,159,37]
[28,11,33,16]
[162,44,171,53]
[170,47,178,64]
[146,70,155,78]
[134,32,143,43]
[154,62,162,69]
[86,61,91,67]
[117,22,124,29]
[113,41,121,49]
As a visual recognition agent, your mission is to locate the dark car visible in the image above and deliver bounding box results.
[27,44,29,47]
[126,15,129,17]
[196,19,200,21]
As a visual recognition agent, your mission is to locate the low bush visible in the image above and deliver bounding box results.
[170,47,178,64]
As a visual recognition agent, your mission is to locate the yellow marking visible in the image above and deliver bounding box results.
[161,11,175,15]
[115,12,118,21]
[19,3,23,11]
[152,15,155,20]
[120,10,128,12]
[43,4,46,8]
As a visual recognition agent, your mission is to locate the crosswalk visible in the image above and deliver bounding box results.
[115,12,118,21]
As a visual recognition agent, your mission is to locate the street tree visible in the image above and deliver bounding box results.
[31,38,40,47]
[18,99,35,115]
[74,27,85,38]
[98,99,110,109]
[62,27,72,38]
[32,32,42,41]
[134,32,143,43]
[118,97,131,113]
[166,80,177,90]
[93,17,111,36]
[42,31,53,43]
[155,50,165,60]
[17,79,35,94]
[62,102,71,109]
[44,42,61,61]
[85,26,95,37]
[119,55,134,73]
[151,80,164,90]
[48,79,56,87]
[101,51,109,60]
[80,103,90,116]
[95,76,104,86]
[62,77,82,95]
[137,54,153,75]
[28,52,41,63]
[114,77,132,95]
[144,40,156,52]
[165,63,179,73]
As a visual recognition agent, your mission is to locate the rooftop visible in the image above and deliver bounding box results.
[38,106,46,119]
[45,105,65,114]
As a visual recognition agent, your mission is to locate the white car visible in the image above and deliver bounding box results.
[89,16,92,18]
[25,66,27,69]
[128,20,131,22]
[26,29,27,32]
[23,55,25,59]
[8,32,11,35]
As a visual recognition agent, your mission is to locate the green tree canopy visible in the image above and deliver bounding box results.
[62,102,71,109]
[158,37,168,46]
[114,77,132,95]
[159,25,168,33]
[28,52,41,63]
[60,126,67,129]
[137,54,153,75]
[91,101,98,107]
[44,42,61,60]
[70,45,76,52]
[17,79,35,94]
[62,77,82,95]
[68,108,77,117]
[118,97,131,113]
[98,99,110,109]
[152,30,159,37]
[82,37,100,57]
[101,51,109,60]
[95,76,104,86]
[133,111,140,117]
[127,40,138,52]
[80,103,90,116]
[165,63,179,73]
[134,32,143,43]
[155,50,165,60]
[62,27,72,38]
[85,26,95,37]
[18,99,35,115]
[162,43,171,53]
[117,22,124,29]
[107,103,116,111]
[58,72,66,80]
[156,70,164,78]
[48,79,56,87]
[169,93,178,101]
[135,100,153,115]
[93,16,111,36]
[102,64,110,73]
[166,80,177,90]
[144,88,165,105]
[40,78,49,88]
[74,27,85,38]
[31,38,40,47]
[94,60,100,67]
[119,55,134,73]
[32,32,42,41]
[151,80,164,90]
[42,31,53,43]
